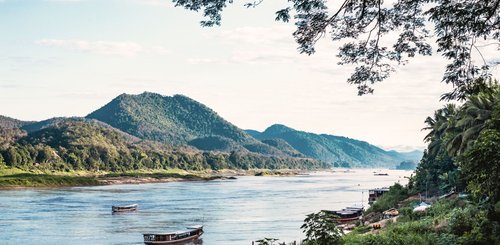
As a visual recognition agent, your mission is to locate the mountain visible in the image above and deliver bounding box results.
[247,124,422,168]
[2,118,325,170]
[87,92,253,144]
[85,92,289,156]
[386,150,423,163]
[0,115,31,129]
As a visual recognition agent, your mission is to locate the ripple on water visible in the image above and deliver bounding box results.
[0,169,412,245]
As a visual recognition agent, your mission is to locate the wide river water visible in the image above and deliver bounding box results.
[0,169,411,245]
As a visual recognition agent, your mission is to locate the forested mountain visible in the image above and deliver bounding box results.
[247,124,422,168]
[86,92,253,144]
[0,118,325,171]
[85,92,286,155]
[1,92,420,170]
[0,115,31,129]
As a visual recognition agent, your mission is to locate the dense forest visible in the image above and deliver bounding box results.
[0,119,325,171]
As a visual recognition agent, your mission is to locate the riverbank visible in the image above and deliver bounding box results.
[0,167,309,189]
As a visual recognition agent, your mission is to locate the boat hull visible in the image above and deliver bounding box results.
[144,226,203,245]
[112,204,138,213]
[144,233,202,244]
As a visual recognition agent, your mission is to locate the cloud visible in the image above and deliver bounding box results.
[133,0,171,7]
[186,58,221,64]
[210,26,295,45]
[229,50,298,64]
[35,39,169,56]
[45,0,84,2]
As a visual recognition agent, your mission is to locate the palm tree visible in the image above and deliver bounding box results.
[446,85,499,156]
[422,104,457,158]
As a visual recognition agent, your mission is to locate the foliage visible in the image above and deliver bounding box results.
[367,183,409,213]
[172,0,499,100]
[346,198,500,245]
[0,119,325,172]
[301,211,343,245]
[413,150,458,196]
[459,129,500,203]
[254,238,286,245]
[413,82,499,197]
[448,206,499,244]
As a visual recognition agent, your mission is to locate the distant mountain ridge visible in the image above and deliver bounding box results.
[246,124,422,168]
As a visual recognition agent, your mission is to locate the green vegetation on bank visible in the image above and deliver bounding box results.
[343,195,500,244]
[0,167,99,188]
[253,82,500,245]
[0,166,224,188]
[0,119,326,178]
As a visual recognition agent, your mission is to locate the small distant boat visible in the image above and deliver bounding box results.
[374,172,388,176]
[323,207,363,223]
[112,204,138,213]
[143,225,204,244]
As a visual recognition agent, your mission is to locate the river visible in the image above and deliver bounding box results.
[0,169,411,245]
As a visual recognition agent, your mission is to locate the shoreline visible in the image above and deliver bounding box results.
[0,168,310,190]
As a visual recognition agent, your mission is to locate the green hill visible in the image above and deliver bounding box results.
[247,124,421,168]
[85,92,289,156]
[0,118,325,171]
[86,92,253,144]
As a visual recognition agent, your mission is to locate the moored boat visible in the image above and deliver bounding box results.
[368,187,390,204]
[143,225,204,244]
[323,207,363,223]
[112,204,138,213]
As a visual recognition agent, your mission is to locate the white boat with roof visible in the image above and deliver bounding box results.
[143,225,204,244]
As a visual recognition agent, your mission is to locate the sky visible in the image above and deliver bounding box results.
[1,0,499,152]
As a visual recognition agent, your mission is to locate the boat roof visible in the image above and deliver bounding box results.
[369,188,390,191]
[345,207,363,210]
[113,204,138,208]
[144,225,203,236]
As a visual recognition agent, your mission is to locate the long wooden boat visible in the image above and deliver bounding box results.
[112,204,138,213]
[323,207,363,223]
[143,225,203,244]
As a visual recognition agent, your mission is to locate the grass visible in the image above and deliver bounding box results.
[0,166,99,188]
[101,168,218,180]
[0,173,99,188]
[0,166,220,188]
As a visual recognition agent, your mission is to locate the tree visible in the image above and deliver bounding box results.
[422,104,457,158]
[460,129,500,203]
[301,211,343,245]
[446,84,499,156]
[172,0,500,100]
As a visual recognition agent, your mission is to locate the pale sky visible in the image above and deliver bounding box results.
[1,0,499,151]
